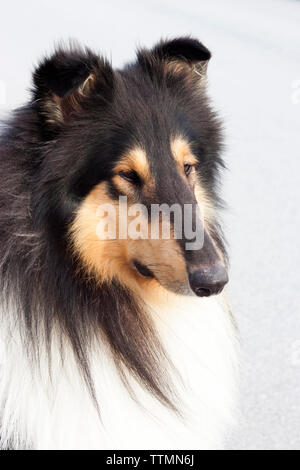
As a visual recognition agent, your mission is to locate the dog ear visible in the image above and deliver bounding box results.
[33,45,114,128]
[137,37,211,85]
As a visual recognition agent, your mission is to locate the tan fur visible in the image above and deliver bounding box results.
[70,138,220,294]
[164,60,192,79]
[159,57,209,93]
[70,180,188,294]
[192,62,209,86]
[171,136,214,221]
[113,147,154,195]
[171,137,197,169]
[114,148,150,178]
[78,74,95,96]
[70,183,130,284]
[44,97,64,125]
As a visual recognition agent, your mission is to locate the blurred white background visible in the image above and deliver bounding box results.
[1,0,300,450]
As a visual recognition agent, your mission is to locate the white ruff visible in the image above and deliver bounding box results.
[0,291,238,450]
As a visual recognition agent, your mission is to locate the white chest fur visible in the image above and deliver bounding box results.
[0,292,238,450]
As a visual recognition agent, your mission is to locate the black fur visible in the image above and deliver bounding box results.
[0,38,225,414]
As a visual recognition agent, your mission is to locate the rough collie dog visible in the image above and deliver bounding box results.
[0,38,238,450]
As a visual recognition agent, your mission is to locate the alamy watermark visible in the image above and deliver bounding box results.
[95,196,204,251]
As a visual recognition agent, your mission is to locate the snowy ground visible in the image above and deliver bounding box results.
[1,0,299,450]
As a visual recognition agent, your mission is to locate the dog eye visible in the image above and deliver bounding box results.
[119,170,141,185]
[184,164,194,176]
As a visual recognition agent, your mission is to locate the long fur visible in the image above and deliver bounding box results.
[0,38,238,449]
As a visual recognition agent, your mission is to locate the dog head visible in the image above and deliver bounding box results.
[33,38,227,298]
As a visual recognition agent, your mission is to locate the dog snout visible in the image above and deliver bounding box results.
[188,263,228,297]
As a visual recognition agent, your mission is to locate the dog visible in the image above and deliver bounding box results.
[0,37,238,450]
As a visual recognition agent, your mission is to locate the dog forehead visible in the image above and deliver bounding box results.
[114,136,194,174]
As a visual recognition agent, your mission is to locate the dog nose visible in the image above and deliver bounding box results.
[188,264,228,297]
